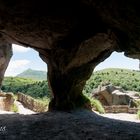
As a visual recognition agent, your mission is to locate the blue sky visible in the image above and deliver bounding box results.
[5,44,139,76]
[95,52,139,71]
[5,44,47,76]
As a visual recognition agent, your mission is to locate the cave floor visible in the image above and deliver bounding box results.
[0,110,140,140]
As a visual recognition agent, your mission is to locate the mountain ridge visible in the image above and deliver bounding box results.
[16,68,47,81]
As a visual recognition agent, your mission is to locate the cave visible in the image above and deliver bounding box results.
[0,1,140,139]
[0,0,140,111]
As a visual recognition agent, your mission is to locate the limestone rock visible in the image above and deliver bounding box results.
[17,92,47,112]
[0,92,14,111]
[0,1,140,110]
[92,85,139,107]
[0,42,12,89]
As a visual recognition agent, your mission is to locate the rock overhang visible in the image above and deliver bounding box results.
[0,1,140,110]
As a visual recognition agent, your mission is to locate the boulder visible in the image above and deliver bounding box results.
[0,92,14,111]
[17,92,47,112]
[92,85,139,107]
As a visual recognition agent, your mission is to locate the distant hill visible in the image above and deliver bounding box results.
[2,77,51,98]
[83,68,140,96]
[16,68,47,80]
[2,68,140,99]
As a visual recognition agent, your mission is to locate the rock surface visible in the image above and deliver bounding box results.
[0,110,140,140]
[14,101,35,115]
[0,42,12,89]
[17,93,47,112]
[0,1,140,110]
[0,92,14,111]
[93,85,139,107]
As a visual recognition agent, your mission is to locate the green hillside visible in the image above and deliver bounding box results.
[2,77,35,93]
[83,68,140,96]
[1,77,51,98]
[16,68,47,81]
[2,68,140,99]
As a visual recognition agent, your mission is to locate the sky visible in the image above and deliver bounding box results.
[5,44,47,76]
[95,52,139,71]
[5,44,139,76]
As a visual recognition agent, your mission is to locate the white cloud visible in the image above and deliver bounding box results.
[12,44,30,53]
[5,59,30,76]
[8,60,30,69]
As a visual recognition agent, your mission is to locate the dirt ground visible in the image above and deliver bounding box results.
[14,101,35,115]
[95,111,140,123]
[0,109,140,140]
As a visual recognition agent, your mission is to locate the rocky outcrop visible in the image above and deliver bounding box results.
[93,85,139,107]
[0,1,140,110]
[0,42,12,89]
[17,92,47,112]
[0,92,14,111]
[1,110,140,139]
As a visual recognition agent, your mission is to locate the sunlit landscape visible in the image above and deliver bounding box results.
[0,45,139,122]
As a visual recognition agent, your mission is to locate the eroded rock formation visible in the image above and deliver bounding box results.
[0,40,12,89]
[93,85,139,107]
[0,1,140,110]
[17,92,47,112]
[0,92,14,111]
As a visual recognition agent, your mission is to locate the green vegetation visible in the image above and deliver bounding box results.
[2,68,140,112]
[90,98,105,114]
[16,68,47,81]
[35,97,50,107]
[1,77,51,99]
[135,100,140,108]
[11,103,18,113]
[83,68,140,96]
[137,110,140,119]
[5,68,140,100]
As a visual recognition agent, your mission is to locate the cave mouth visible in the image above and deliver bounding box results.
[5,44,47,77]
[82,51,140,122]
[0,44,49,115]
[1,44,140,113]
[83,51,140,97]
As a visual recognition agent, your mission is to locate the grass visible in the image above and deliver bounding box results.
[90,98,105,114]
[11,103,18,113]
[137,110,140,119]
[13,94,18,100]
[134,100,140,108]
[36,97,50,107]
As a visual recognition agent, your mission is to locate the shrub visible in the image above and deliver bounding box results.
[135,100,140,108]
[137,110,140,119]
[90,98,105,114]
[36,97,50,107]
[11,103,18,113]
[132,73,135,76]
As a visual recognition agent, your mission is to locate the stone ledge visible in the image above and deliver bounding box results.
[17,92,47,112]
[103,105,138,114]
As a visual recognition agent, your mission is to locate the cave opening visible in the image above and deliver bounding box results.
[83,51,140,98]
[0,1,140,139]
[5,44,47,77]
[82,51,140,119]
[0,44,49,114]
